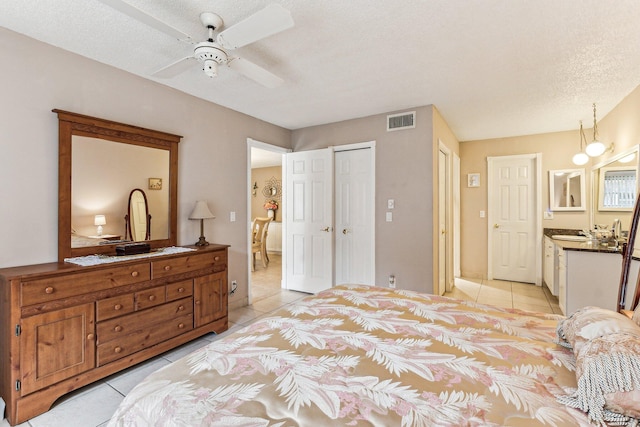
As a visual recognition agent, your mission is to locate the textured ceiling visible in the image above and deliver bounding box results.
[2,0,640,141]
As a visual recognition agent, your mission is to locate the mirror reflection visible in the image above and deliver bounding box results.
[549,169,585,211]
[71,136,170,248]
[126,189,151,241]
[591,145,639,230]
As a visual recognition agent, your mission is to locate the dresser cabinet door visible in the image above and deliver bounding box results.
[194,272,227,327]
[20,303,95,395]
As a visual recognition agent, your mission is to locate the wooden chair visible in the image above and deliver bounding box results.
[251,217,272,271]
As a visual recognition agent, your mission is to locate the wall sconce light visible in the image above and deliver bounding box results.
[252,182,258,197]
[572,120,589,166]
[189,201,215,246]
[585,103,615,157]
[94,215,106,236]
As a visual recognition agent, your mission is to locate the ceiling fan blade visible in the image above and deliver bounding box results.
[152,56,196,78]
[227,57,284,88]
[216,4,294,49]
[98,0,194,42]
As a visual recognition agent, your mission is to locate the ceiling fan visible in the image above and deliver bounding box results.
[98,0,294,88]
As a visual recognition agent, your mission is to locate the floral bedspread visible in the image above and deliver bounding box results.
[108,284,592,426]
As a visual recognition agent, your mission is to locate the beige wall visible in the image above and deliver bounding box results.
[250,166,283,221]
[0,27,291,308]
[459,84,640,279]
[292,106,452,294]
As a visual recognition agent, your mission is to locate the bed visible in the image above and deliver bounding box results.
[107,283,640,426]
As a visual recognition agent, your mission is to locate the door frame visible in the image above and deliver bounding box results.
[332,141,376,285]
[487,153,542,285]
[247,138,291,304]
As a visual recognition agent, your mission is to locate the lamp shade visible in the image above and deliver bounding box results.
[94,215,106,226]
[572,152,589,166]
[189,201,215,220]
[585,140,606,157]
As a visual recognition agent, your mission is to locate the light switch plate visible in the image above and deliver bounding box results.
[230,211,236,222]
[543,211,553,220]
[386,212,393,222]
[387,199,395,209]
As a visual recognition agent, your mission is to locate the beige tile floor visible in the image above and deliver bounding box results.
[1,274,556,426]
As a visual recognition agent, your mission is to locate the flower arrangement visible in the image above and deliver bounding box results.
[264,199,279,210]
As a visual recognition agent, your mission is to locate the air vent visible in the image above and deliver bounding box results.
[387,111,416,131]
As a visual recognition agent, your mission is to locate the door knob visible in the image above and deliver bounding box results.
[441,229,446,235]
[342,228,350,234]
[321,227,333,232]
[494,224,500,228]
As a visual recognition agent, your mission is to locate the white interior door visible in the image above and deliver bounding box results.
[438,148,448,295]
[488,155,537,283]
[335,148,374,285]
[285,148,334,293]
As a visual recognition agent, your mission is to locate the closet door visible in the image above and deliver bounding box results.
[284,148,334,293]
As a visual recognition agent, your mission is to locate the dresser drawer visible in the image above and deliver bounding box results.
[167,280,193,302]
[97,297,192,344]
[97,313,193,366]
[135,286,166,310]
[96,293,135,321]
[152,251,226,279]
[21,263,151,306]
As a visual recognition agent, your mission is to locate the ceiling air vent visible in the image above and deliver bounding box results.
[387,111,416,131]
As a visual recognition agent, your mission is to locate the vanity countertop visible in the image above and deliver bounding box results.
[543,228,623,254]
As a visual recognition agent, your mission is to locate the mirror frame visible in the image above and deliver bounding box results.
[590,145,640,230]
[548,168,586,211]
[126,188,151,241]
[54,109,182,261]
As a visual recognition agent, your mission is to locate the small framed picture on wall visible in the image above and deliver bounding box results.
[148,178,162,190]
[467,173,480,188]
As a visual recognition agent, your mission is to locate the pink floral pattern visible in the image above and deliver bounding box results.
[109,285,592,426]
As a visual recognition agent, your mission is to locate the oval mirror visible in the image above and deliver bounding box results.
[126,189,151,241]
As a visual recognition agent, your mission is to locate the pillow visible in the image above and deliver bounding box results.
[556,306,640,354]
[558,332,640,424]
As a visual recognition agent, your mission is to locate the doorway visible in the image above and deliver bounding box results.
[487,154,542,284]
[247,139,290,305]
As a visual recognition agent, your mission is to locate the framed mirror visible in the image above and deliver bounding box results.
[125,188,151,241]
[591,145,639,230]
[55,110,182,261]
[549,169,586,211]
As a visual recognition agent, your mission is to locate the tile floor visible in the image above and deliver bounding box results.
[1,275,557,427]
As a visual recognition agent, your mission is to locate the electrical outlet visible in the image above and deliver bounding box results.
[230,280,237,295]
[230,211,236,222]
[387,199,395,209]
[388,275,396,288]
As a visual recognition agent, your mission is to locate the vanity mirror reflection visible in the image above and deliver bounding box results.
[591,145,639,232]
[125,188,151,241]
[55,110,182,261]
[549,169,586,211]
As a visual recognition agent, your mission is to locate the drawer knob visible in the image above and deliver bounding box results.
[114,304,122,310]
[178,287,184,293]
[164,265,171,271]
[45,286,54,294]
[148,295,156,301]
[178,305,184,311]
[195,300,201,305]
[178,323,185,329]
[114,325,122,332]
[214,256,220,261]
[87,334,95,340]
[131,271,139,277]
[114,346,122,353]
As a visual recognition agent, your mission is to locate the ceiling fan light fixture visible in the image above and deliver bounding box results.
[203,59,217,78]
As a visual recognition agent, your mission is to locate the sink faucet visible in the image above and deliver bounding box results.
[612,218,622,240]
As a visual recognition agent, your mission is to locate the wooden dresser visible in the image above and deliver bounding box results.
[0,244,229,425]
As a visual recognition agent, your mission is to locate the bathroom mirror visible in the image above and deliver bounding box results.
[549,169,586,211]
[55,109,182,261]
[591,145,639,230]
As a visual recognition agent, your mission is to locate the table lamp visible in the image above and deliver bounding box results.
[94,215,106,236]
[189,201,215,246]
